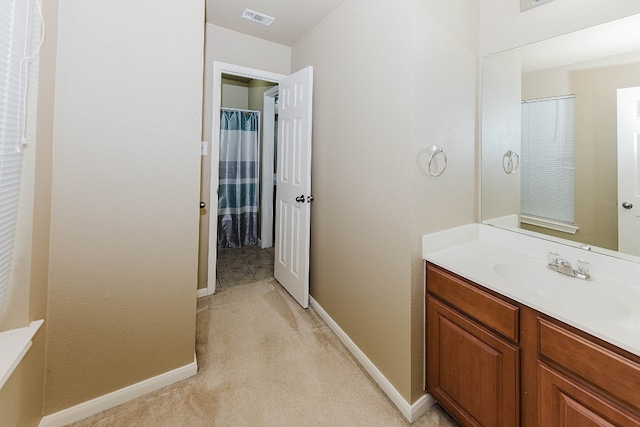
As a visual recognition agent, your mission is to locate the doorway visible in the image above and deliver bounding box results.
[200,63,285,297]
[198,62,314,310]
[217,77,277,249]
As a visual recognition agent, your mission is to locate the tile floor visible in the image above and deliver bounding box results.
[216,244,276,290]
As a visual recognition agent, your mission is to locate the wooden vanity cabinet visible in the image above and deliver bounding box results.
[536,317,640,426]
[426,264,520,426]
[538,362,640,426]
[426,262,640,427]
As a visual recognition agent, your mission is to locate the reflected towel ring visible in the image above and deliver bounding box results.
[502,150,520,174]
[427,145,447,177]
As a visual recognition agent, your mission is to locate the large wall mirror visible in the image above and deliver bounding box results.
[520,0,554,12]
[481,13,640,261]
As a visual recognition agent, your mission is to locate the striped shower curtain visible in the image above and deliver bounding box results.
[218,110,260,249]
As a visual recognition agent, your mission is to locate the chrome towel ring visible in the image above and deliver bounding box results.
[502,150,520,174]
[417,145,448,177]
[427,145,447,177]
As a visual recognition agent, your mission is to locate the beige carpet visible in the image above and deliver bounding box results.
[68,279,459,426]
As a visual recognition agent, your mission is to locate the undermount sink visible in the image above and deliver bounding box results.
[491,262,630,319]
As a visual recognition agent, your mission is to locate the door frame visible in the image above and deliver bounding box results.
[261,86,279,248]
[205,62,285,296]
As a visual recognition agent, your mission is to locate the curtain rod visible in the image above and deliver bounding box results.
[221,107,261,115]
[522,94,575,104]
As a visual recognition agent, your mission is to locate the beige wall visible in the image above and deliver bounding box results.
[409,0,479,401]
[572,63,640,250]
[291,0,478,402]
[198,24,290,290]
[0,0,58,424]
[248,80,276,113]
[202,25,290,148]
[0,332,47,426]
[521,61,640,250]
[43,0,204,413]
[221,79,249,109]
[521,67,570,99]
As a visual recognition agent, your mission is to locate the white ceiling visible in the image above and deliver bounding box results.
[205,0,348,46]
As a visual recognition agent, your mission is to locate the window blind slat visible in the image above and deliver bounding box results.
[521,96,576,225]
[0,0,31,315]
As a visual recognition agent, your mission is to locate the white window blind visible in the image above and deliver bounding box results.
[0,0,32,316]
[521,96,576,225]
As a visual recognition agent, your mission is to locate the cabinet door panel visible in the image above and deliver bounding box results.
[539,318,640,411]
[427,296,519,427]
[539,363,640,427]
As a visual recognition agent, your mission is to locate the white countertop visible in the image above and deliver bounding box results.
[423,223,640,357]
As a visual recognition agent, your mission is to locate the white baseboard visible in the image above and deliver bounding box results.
[197,285,216,299]
[39,355,198,427]
[309,297,435,423]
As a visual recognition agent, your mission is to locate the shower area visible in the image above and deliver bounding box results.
[213,75,278,290]
[217,108,260,249]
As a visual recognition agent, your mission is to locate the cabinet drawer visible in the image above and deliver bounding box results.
[539,318,640,411]
[426,263,519,342]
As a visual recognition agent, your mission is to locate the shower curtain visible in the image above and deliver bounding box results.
[218,109,260,249]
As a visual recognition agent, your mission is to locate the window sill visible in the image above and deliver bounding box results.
[0,319,44,390]
[520,214,579,234]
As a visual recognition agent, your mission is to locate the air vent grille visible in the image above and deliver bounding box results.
[241,9,275,27]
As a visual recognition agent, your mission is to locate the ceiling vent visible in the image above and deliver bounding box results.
[241,9,275,27]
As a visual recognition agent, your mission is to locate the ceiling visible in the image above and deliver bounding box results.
[205,0,348,46]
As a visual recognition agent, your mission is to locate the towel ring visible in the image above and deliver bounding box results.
[502,150,520,174]
[427,145,447,177]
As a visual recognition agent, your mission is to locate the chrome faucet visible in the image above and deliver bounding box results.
[547,252,591,281]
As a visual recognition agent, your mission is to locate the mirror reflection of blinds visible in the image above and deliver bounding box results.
[0,0,32,316]
[521,95,576,225]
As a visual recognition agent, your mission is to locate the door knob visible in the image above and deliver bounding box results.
[307,195,314,203]
[295,195,305,203]
[622,202,633,209]
[200,202,206,209]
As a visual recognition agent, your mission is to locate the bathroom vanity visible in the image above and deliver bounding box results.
[423,224,640,426]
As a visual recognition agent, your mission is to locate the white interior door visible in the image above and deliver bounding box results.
[274,66,313,308]
[617,86,640,256]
